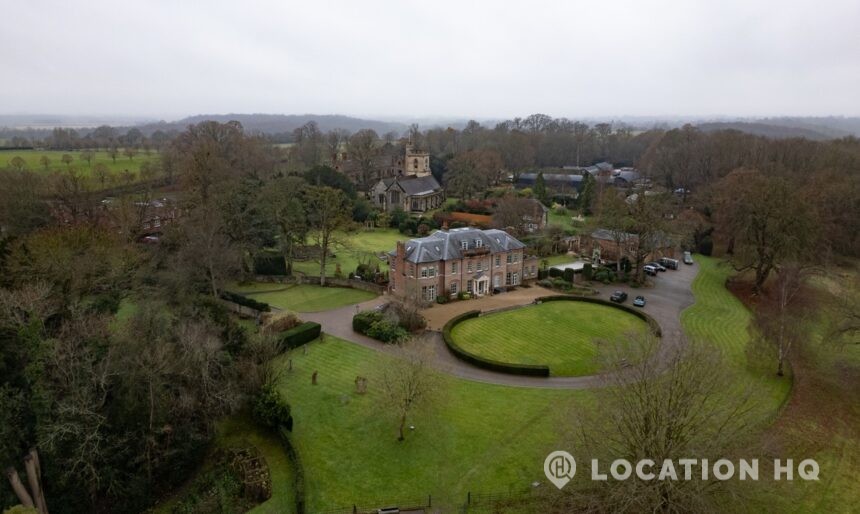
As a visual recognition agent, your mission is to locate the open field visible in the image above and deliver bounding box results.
[0,148,160,179]
[450,301,650,376]
[228,283,377,312]
[291,228,403,276]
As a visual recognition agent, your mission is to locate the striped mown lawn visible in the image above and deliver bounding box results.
[228,283,376,312]
[450,302,650,376]
[276,336,589,512]
[679,256,790,408]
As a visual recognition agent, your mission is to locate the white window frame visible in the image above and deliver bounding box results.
[495,255,500,267]
[451,261,458,274]
[467,261,473,273]
[421,267,428,278]
[475,238,483,248]
[450,282,458,294]
[461,240,468,250]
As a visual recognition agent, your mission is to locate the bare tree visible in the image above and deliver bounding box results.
[376,337,440,441]
[305,186,351,286]
[555,334,759,513]
[714,169,816,294]
[750,263,816,376]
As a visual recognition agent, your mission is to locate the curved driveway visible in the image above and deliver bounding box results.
[300,263,698,389]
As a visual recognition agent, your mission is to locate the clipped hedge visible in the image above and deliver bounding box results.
[535,295,662,337]
[442,310,551,377]
[278,428,306,514]
[220,291,271,312]
[279,322,321,350]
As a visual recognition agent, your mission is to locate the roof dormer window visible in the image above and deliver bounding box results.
[461,240,468,250]
[475,239,483,248]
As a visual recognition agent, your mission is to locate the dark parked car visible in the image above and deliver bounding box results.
[683,251,694,265]
[633,295,646,307]
[610,290,628,303]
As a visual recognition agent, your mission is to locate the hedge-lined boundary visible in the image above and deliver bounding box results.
[279,322,321,350]
[534,295,662,337]
[278,427,306,514]
[220,291,271,312]
[442,310,551,377]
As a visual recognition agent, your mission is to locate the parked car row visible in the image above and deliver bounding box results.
[609,290,646,308]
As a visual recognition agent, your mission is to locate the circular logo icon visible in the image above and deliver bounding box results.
[544,450,576,489]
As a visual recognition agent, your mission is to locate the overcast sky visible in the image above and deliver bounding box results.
[2,0,859,120]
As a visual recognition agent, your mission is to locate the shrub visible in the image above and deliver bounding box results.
[253,384,293,430]
[366,319,408,343]
[563,268,575,283]
[353,310,383,334]
[436,295,449,304]
[593,268,616,284]
[261,311,301,334]
[548,267,562,278]
[583,263,593,280]
[279,322,321,350]
[387,297,427,331]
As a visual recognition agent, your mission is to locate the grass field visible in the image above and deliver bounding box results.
[450,301,650,376]
[228,283,377,312]
[274,336,589,512]
[680,256,791,407]
[546,209,579,232]
[211,256,845,513]
[1,149,160,179]
[291,228,403,277]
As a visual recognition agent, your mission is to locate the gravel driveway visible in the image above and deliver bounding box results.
[299,263,699,389]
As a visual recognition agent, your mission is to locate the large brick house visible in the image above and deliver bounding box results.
[388,227,540,302]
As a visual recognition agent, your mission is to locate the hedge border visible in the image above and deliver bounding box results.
[441,297,663,377]
[220,291,271,312]
[280,321,322,350]
[278,427,306,514]
[442,310,551,377]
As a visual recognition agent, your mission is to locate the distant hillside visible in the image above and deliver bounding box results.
[697,122,834,140]
[151,113,408,136]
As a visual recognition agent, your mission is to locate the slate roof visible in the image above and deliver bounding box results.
[590,228,674,248]
[382,175,442,197]
[391,227,527,264]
